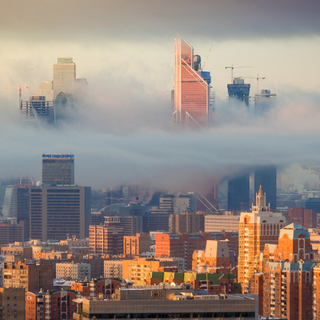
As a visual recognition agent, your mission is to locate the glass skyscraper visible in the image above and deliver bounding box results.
[174,37,211,126]
[42,154,75,186]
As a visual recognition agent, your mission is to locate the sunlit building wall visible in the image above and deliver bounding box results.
[174,37,211,126]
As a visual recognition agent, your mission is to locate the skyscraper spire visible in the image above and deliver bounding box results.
[252,184,270,213]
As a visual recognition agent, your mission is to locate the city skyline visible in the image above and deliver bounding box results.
[0,1,319,191]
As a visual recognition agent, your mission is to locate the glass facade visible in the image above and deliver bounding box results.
[42,155,74,186]
[174,37,210,126]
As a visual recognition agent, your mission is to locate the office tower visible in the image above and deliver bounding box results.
[227,175,250,212]
[42,153,75,185]
[168,211,204,233]
[53,57,76,100]
[227,77,251,106]
[254,165,277,210]
[262,224,313,319]
[3,261,54,292]
[33,80,53,101]
[238,186,287,293]
[255,89,276,115]
[29,185,91,241]
[89,216,124,255]
[0,288,25,320]
[2,185,17,219]
[174,37,211,126]
[205,214,240,232]
[20,95,55,124]
[287,207,317,228]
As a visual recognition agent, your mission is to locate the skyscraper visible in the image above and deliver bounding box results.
[254,89,276,115]
[227,175,250,212]
[53,57,76,100]
[254,165,277,210]
[227,77,250,107]
[174,37,211,126]
[29,185,91,241]
[42,153,74,186]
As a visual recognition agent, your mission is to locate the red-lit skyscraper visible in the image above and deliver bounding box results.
[174,37,211,127]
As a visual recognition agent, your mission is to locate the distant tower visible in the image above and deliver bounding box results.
[53,57,76,101]
[254,165,277,210]
[227,175,250,212]
[174,37,211,127]
[42,154,75,186]
[227,78,250,107]
[254,89,276,115]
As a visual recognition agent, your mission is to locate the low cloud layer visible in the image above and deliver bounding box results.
[1,88,320,194]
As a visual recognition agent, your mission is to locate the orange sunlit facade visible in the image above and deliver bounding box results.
[174,37,210,127]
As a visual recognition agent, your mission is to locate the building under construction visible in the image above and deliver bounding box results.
[227,78,250,107]
[20,95,54,124]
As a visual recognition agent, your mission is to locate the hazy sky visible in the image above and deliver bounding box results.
[0,0,320,191]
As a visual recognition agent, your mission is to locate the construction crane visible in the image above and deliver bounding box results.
[202,44,213,70]
[0,85,29,109]
[225,65,254,83]
[234,74,266,94]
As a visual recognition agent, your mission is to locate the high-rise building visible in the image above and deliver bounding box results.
[205,214,240,233]
[29,185,91,241]
[254,89,276,115]
[228,175,250,212]
[174,37,211,126]
[33,80,54,101]
[287,207,317,228]
[89,216,124,255]
[227,77,250,107]
[254,165,277,210]
[123,233,150,256]
[42,153,75,186]
[238,186,287,293]
[262,224,314,320]
[169,211,204,234]
[53,57,76,101]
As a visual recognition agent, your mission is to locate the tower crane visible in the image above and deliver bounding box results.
[0,85,29,109]
[202,44,213,70]
[225,65,254,83]
[234,74,266,94]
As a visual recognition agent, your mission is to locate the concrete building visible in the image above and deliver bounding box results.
[205,214,240,232]
[227,77,250,107]
[122,258,178,285]
[123,233,150,256]
[0,221,26,245]
[169,211,204,234]
[56,262,91,281]
[238,186,287,293]
[33,80,53,101]
[104,260,123,279]
[254,89,276,115]
[192,240,231,271]
[73,286,257,320]
[3,261,54,292]
[42,153,75,186]
[0,287,25,320]
[174,37,211,127]
[89,216,123,255]
[287,207,317,229]
[29,185,91,241]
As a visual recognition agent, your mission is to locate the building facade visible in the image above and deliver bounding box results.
[238,186,287,293]
[205,214,240,233]
[174,37,211,126]
[42,154,75,186]
[123,233,150,256]
[56,263,91,281]
[169,211,204,234]
[0,287,25,320]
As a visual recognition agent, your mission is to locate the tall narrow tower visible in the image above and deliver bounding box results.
[174,37,211,127]
[238,186,287,294]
